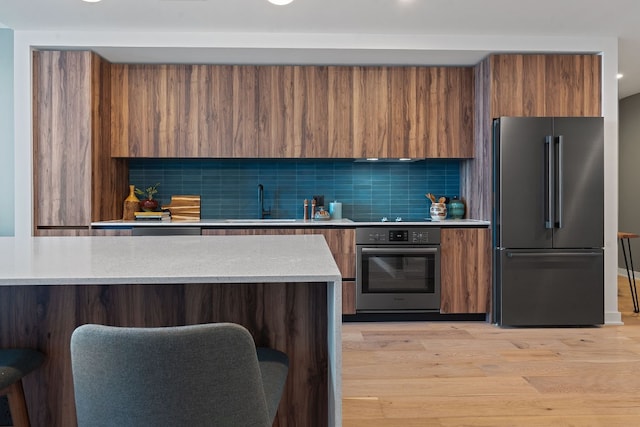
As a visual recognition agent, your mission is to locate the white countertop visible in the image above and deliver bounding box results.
[92,218,355,227]
[351,219,490,226]
[91,218,489,228]
[0,235,342,286]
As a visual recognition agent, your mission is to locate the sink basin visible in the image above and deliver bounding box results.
[223,219,297,223]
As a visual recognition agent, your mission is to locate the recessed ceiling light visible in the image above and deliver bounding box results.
[617,73,624,79]
[268,0,294,5]
[82,0,102,3]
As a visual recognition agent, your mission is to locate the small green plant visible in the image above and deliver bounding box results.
[135,183,160,200]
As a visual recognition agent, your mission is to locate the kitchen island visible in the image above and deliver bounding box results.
[0,235,342,427]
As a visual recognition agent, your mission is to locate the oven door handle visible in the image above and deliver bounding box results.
[361,247,439,255]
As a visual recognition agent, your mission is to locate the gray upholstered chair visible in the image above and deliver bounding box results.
[0,348,45,427]
[70,323,288,427]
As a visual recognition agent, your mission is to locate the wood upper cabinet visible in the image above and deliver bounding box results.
[33,51,128,235]
[490,54,601,117]
[440,228,491,314]
[327,67,354,158]
[111,64,474,159]
[353,66,474,159]
[111,64,250,157]
[352,66,390,158]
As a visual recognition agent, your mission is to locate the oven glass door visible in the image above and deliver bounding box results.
[357,246,440,312]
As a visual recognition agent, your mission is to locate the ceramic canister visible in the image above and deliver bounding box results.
[329,201,342,219]
[429,203,447,221]
[448,197,465,219]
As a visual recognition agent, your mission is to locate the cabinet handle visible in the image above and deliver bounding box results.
[545,135,554,229]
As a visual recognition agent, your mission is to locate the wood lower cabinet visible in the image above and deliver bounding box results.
[203,228,357,315]
[440,227,491,314]
[33,50,128,236]
[342,281,356,315]
[202,228,355,279]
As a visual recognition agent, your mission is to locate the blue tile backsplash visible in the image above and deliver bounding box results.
[129,159,460,221]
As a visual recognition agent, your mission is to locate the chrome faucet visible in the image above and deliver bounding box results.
[258,184,271,219]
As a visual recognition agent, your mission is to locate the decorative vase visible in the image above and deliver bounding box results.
[430,203,447,221]
[140,198,159,212]
[448,197,465,219]
[122,185,140,220]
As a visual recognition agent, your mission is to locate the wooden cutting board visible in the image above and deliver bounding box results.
[162,195,200,221]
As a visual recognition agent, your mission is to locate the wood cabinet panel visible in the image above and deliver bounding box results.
[33,51,128,235]
[0,282,327,427]
[424,67,474,158]
[92,55,129,222]
[33,51,92,228]
[327,67,353,158]
[440,228,491,314]
[352,66,390,158]
[490,54,546,117]
[111,64,473,159]
[112,64,251,157]
[257,66,294,157]
[544,54,602,117]
[390,67,419,158]
[314,228,356,279]
[342,280,356,315]
[202,228,355,279]
[232,66,260,157]
[490,54,601,117]
[294,66,329,158]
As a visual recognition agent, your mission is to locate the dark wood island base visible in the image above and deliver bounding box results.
[0,282,328,427]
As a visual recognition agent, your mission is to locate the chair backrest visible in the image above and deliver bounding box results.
[71,323,272,427]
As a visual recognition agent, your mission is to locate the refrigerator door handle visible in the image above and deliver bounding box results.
[545,136,554,229]
[555,135,564,229]
[506,251,602,258]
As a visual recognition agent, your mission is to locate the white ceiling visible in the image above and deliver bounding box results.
[1,0,639,98]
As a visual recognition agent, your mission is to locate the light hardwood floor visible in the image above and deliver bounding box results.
[342,276,640,426]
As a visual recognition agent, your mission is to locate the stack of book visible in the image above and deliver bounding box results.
[134,211,171,221]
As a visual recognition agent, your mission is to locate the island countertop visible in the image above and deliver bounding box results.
[0,234,343,426]
[0,235,342,286]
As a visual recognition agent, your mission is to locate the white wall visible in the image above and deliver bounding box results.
[10,31,622,323]
[0,29,13,236]
[619,93,640,272]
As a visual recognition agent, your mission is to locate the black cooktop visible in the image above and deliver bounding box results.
[356,216,433,223]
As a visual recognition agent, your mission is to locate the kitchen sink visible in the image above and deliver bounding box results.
[223,219,297,223]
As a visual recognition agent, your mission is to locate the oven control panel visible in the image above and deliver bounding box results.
[388,230,408,242]
[356,227,441,245]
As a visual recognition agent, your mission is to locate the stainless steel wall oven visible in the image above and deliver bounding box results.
[356,227,441,312]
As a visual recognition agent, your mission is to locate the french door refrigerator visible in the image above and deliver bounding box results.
[493,117,604,326]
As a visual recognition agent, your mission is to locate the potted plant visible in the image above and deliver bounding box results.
[135,183,161,211]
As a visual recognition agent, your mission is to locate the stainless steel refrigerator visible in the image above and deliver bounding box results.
[492,117,604,326]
